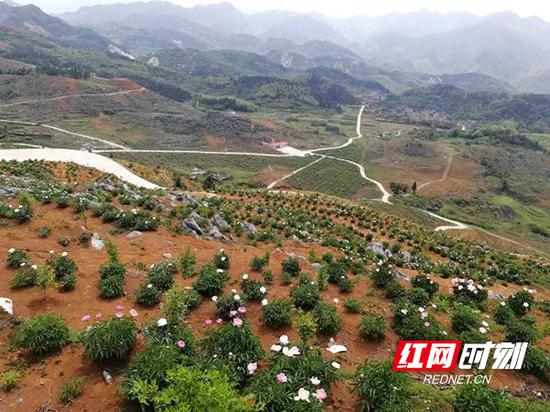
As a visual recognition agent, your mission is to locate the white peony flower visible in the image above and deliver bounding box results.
[294,388,310,402]
[261,299,269,306]
[331,362,341,369]
[270,344,282,352]
[8,248,15,253]
[233,294,241,301]
[260,286,267,293]
[279,335,289,345]
[310,377,321,385]
[157,318,168,327]
[479,327,487,334]
[62,251,68,257]
[242,273,248,280]
[211,296,218,302]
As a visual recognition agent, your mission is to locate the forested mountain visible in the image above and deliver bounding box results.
[379,84,550,131]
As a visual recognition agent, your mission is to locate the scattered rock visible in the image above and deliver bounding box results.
[488,290,505,301]
[184,218,204,236]
[240,222,256,234]
[127,231,143,239]
[91,233,104,250]
[393,270,411,282]
[180,194,201,207]
[311,262,322,272]
[399,251,412,261]
[213,213,229,230]
[0,297,13,315]
[208,227,230,241]
[368,242,392,259]
[163,253,172,259]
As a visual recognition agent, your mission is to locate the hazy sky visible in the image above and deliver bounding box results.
[17,0,550,20]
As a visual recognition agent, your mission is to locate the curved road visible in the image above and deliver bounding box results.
[1,92,539,248]
[0,148,159,189]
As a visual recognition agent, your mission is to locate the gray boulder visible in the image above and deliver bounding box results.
[208,227,230,241]
[127,231,143,239]
[240,222,257,234]
[368,242,392,259]
[184,218,204,236]
[213,213,229,230]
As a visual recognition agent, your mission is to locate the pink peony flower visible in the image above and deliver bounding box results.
[313,388,327,401]
[233,317,243,327]
[81,315,90,321]
[247,362,258,375]
[424,321,430,327]
[216,318,223,324]
[95,313,102,319]
[238,306,247,314]
[276,372,288,383]
[229,310,238,317]
[115,312,124,318]
[116,305,124,310]
[129,309,138,318]
[204,319,213,325]
[177,340,186,349]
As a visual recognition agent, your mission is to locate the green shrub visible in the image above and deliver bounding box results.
[262,270,274,284]
[135,282,161,307]
[15,313,69,355]
[505,320,537,343]
[338,276,354,293]
[123,345,184,402]
[38,226,51,238]
[193,264,227,297]
[250,252,269,272]
[411,274,439,296]
[452,279,488,309]
[13,202,33,223]
[313,303,341,336]
[98,274,125,299]
[50,254,78,292]
[295,312,318,345]
[453,384,512,412]
[261,299,293,329]
[216,293,246,321]
[148,261,176,291]
[183,288,202,310]
[214,249,230,270]
[521,347,549,381]
[7,248,28,268]
[507,290,534,316]
[144,322,196,352]
[281,257,300,276]
[164,285,188,326]
[451,305,480,334]
[11,265,37,289]
[0,370,20,391]
[385,280,406,300]
[326,259,348,284]
[59,376,86,404]
[392,301,445,340]
[353,360,412,412]
[100,261,126,279]
[248,348,336,411]
[202,323,264,384]
[369,263,393,287]
[494,303,514,325]
[147,366,254,411]
[177,248,196,278]
[290,276,320,310]
[359,312,387,340]
[241,279,266,301]
[345,298,362,313]
[408,287,430,306]
[82,317,137,362]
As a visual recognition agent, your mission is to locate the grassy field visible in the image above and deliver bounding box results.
[112,152,311,184]
[286,156,380,199]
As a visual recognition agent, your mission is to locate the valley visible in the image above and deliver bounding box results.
[0,1,548,411]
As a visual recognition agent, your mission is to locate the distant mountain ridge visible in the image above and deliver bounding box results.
[58,1,550,92]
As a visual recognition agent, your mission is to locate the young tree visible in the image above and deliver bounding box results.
[35,264,54,301]
[412,181,417,194]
